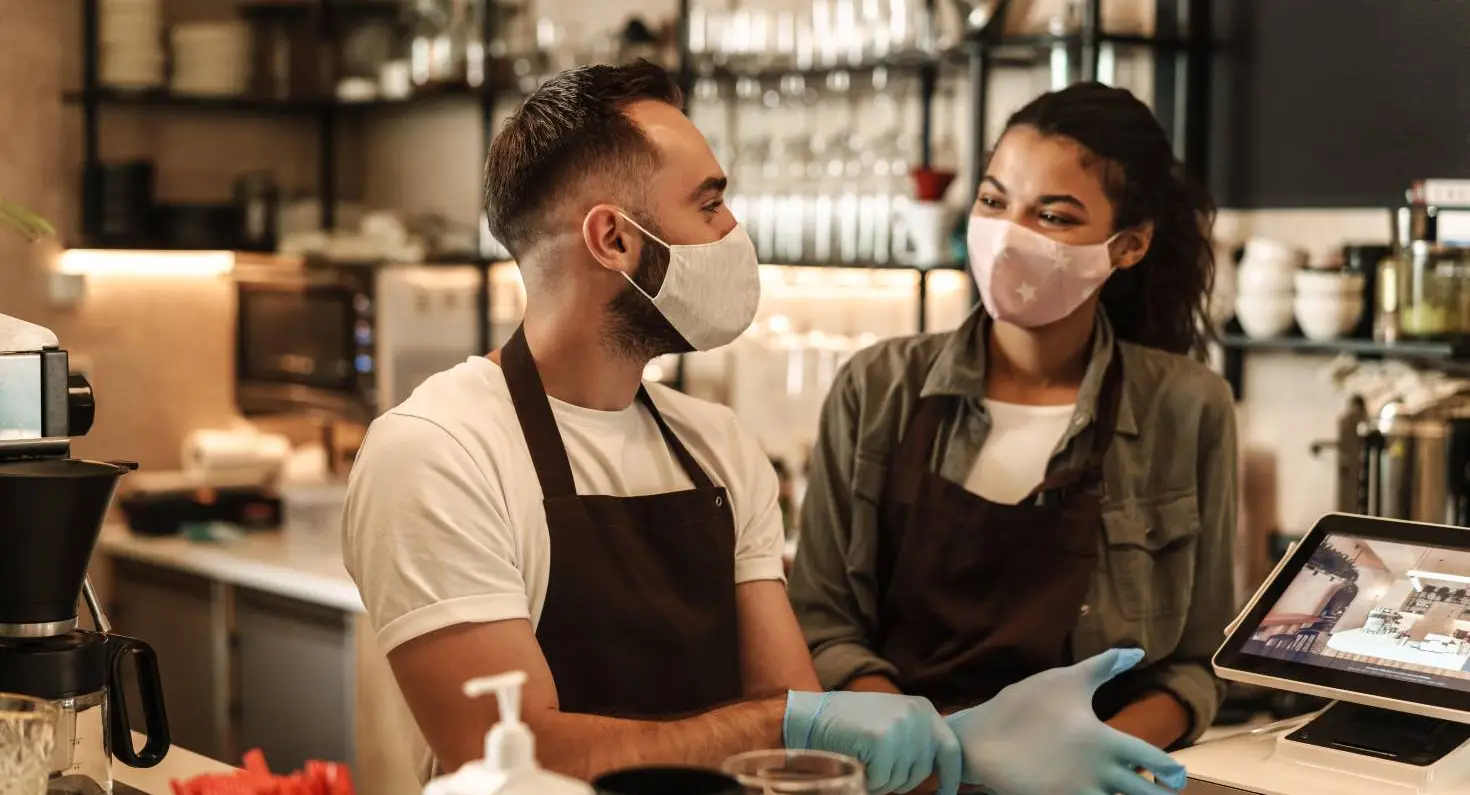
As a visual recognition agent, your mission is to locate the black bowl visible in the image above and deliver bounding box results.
[594,766,742,795]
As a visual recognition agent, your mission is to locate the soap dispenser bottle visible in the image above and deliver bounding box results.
[423,671,594,795]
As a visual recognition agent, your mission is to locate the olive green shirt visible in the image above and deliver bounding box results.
[787,308,1237,744]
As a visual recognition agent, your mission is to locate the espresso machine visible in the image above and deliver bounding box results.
[0,313,170,794]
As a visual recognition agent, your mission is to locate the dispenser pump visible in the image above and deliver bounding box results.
[422,671,593,795]
[466,671,534,776]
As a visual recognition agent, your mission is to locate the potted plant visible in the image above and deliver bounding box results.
[0,201,53,241]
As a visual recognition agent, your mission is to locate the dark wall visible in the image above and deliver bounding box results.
[1209,0,1470,208]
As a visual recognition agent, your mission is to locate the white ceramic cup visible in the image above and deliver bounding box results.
[1294,294,1364,341]
[1235,292,1295,339]
[899,201,952,267]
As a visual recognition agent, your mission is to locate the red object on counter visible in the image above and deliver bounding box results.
[910,167,959,202]
[171,749,355,795]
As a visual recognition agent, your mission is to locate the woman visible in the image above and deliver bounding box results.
[788,82,1237,751]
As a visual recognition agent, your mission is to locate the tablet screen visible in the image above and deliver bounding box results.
[0,353,42,441]
[1242,531,1470,694]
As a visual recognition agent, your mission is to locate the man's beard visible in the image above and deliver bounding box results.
[604,233,692,360]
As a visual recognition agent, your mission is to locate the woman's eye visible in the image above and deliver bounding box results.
[703,200,724,214]
[978,196,1003,210]
[1039,212,1078,226]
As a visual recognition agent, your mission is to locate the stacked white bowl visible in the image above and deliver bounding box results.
[1294,269,1366,341]
[99,0,165,89]
[1234,237,1307,338]
[171,22,252,96]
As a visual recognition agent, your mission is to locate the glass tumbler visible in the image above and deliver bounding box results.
[0,693,59,795]
[722,750,865,795]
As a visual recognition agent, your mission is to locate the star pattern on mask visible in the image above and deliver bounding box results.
[1051,256,1069,271]
[1016,282,1038,303]
[1080,285,1096,299]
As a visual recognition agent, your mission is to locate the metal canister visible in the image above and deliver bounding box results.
[1357,394,1470,525]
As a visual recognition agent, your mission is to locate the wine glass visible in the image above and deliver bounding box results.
[722,749,865,795]
[0,693,58,795]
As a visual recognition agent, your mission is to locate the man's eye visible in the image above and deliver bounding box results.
[703,200,724,213]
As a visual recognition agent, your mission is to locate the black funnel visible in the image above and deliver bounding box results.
[0,459,132,629]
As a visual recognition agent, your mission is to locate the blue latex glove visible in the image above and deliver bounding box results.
[945,648,1189,795]
[786,690,962,795]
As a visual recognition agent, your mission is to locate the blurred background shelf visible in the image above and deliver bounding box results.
[63,86,498,112]
[1218,330,1470,398]
[1219,333,1464,359]
[72,0,1212,358]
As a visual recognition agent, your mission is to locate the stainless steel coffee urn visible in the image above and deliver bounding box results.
[1353,392,1470,526]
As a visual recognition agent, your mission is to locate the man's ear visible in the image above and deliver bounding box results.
[1112,220,1154,270]
[582,204,640,274]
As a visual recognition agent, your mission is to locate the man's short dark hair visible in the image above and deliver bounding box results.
[483,60,684,259]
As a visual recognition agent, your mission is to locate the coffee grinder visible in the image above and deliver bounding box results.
[0,314,170,794]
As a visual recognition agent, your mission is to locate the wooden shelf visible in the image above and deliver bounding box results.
[1218,331,1470,400]
[63,86,494,112]
[765,259,966,272]
[693,49,967,83]
[1218,333,1465,359]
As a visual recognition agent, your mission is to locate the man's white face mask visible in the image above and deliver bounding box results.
[610,212,762,352]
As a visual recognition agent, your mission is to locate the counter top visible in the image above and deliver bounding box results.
[97,522,364,613]
[116,732,236,794]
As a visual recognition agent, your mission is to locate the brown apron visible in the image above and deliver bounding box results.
[875,352,1125,714]
[501,327,743,717]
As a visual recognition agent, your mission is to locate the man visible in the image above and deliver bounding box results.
[343,61,1185,795]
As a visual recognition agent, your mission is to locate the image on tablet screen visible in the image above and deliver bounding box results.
[0,353,42,441]
[1246,533,1470,693]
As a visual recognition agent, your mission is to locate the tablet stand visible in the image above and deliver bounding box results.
[1285,702,1470,766]
[1260,702,1470,793]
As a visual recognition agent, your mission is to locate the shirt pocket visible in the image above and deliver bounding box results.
[852,452,889,506]
[1101,492,1201,621]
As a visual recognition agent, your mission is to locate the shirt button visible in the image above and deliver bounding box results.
[715,495,724,508]
[1073,416,1086,427]
[1080,604,1091,616]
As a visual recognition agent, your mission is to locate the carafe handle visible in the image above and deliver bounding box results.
[106,633,171,768]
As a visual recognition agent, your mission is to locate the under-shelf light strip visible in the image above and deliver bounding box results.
[57,249,235,277]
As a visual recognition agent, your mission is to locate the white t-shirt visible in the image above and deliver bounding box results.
[343,356,787,653]
[963,399,1077,505]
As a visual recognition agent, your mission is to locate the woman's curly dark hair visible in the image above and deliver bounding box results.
[1002,82,1216,359]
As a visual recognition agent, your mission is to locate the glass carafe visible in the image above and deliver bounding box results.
[47,690,107,795]
[1,633,170,795]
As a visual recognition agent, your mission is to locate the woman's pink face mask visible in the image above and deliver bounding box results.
[966,216,1119,328]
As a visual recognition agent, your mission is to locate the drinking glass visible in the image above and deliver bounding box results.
[722,749,865,795]
[0,693,59,795]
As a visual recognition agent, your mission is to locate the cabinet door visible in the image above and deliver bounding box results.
[109,559,229,761]
[235,588,355,771]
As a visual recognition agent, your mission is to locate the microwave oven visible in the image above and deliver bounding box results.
[233,261,491,421]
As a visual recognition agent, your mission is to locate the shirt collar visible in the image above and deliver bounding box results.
[919,307,1139,436]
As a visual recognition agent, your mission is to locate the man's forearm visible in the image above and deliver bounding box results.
[529,697,787,781]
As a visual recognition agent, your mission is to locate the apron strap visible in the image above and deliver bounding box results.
[884,396,954,503]
[636,388,717,491]
[501,326,579,499]
[501,326,719,498]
